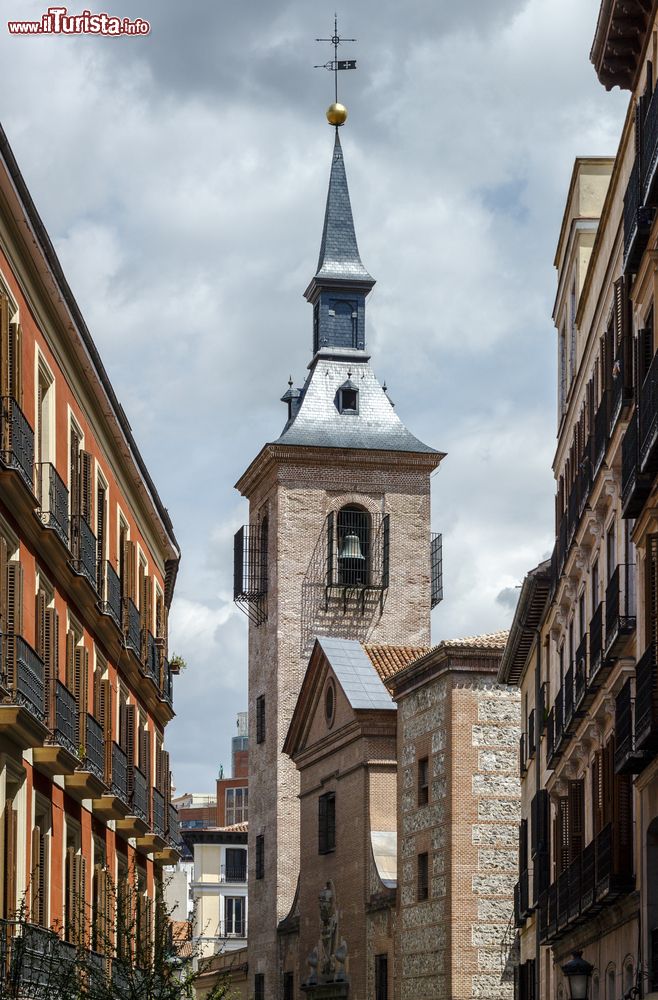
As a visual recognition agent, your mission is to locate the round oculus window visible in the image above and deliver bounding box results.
[325,682,335,727]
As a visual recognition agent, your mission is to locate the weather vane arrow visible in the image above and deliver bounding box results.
[315,13,357,125]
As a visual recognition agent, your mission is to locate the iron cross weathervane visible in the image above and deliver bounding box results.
[315,14,357,105]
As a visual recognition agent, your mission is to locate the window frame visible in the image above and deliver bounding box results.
[417,851,429,902]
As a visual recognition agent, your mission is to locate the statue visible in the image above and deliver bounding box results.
[304,882,349,991]
[319,884,338,979]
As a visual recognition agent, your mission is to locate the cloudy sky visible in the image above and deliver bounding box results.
[0,0,627,790]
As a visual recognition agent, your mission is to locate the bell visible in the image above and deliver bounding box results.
[338,533,365,560]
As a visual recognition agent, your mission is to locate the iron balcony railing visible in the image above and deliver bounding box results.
[546,707,556,765]
[589,601,604,684]
[130,765,148,823]
[233,523,268,626]
[623,155,653,273]
[70,515,97,589]
[610,354,633,433]
[141,630,158,684]
[605,564,636,659]
[528,709,536,758]
[595,820,634,900]
[578,451,592,518]
[642,77,658,205]
[160,657,173,707]
[222,860,248,883]
[567,481,579,544]
[574,634,588,711]
[635,643,658,758]
[557,867,570,931]
[639,349,658,470]
[168,803,182,847]
[111,742,129,804]
[593,393,609,476]
[581,839,596,912]
[564,665,574,731]
[430,531,443,608]
[152,787,166,838]
[555,688,564,747]
[123,598,140,654]
[568,854,582,923]
[82,714,105,783]
[97,560,122,629]
[52,680,77,756]
[0,396,34,492]
[35,462,69,548]
[558,517,568,579]
[614,678,641,774]
[3,634,46,724]
[621,410,652,517]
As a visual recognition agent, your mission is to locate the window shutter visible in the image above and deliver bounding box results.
[141,574,153,632]
[31,825,41,924]
[74,646,89,748]
[318,795,327,854]
[65,629,75,691]
[326,512,335,586]
[162,750,170,805]
[79,450,93,524]
[603,737,615,827]
[123,540,136,602]
[99,679,112,781]
[141,727,151,783]
[43,606,57,730]
[519,818,528,873]
[557,797,569,874]
[0,294,9,399]
[615,769,633,872]
[6,560,23,635]
[568,780,585,861]
[125,704,136,794]
[66,847,75,942]
[8,321,21,403]
[0,536,7,632]
[646,535,658,650]
[592,750,603,836]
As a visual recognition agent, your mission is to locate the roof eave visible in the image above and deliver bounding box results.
[497,561,551,686]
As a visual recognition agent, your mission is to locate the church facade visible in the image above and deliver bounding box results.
[234,123,444,997]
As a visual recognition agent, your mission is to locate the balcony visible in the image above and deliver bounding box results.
[634,643,658,761]
[614,678,647,774]
[639,349,658,472]
[117,763,150,840]
[605,564,637,661]
[574,634,588,713]
[643,77,658,208]
[152,788,166,838]
[595,821,634,902]
[0,396,35,493]
[92,740,130,823]
[131,765,149,824]
[564,665,575,732]
[518,868,531,921]
[35,463,69,549]
[123,598,140,655]
[141,630,159,685]
[568,854,582,923]
[623,155,654,274]
[577,451,592,519]
[592,394,609,477]
[97,560,122,629]
[69,515,97,590]
[111,742,129,804]
[581,839,596,913]
[169,803,182,848]
[0,634,48,749]
[65,714,106,802]
[622,409,652,518]
[610,356,633,434]
[589,602,604,686]
[567,480,579,545]
[160,657,173,708]
[33,681,79,778]
[557,867,570,932]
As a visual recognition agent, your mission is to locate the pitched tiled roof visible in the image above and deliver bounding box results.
[364,644,430,680]
[439,630,509,651]
[219,822,248,833]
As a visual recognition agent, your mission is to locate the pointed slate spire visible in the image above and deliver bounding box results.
[304,131,375,358]
[314,130,374,285]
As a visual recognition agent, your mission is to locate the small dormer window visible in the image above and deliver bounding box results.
[337,377,359,414]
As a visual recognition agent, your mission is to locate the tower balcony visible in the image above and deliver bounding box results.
[33,680,79,778]
[233,523,268,626]
[0,634,48,749]
[64,713,106,802]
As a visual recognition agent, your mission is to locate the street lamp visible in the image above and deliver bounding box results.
[561,951,594,1000]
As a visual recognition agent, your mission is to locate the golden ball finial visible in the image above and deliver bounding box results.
[326,102,348,126]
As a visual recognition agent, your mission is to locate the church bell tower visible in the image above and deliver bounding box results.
[234,104,444,997]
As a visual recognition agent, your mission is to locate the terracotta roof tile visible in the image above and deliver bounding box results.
[363,644,430,680]
[438,630,509,650]
[219,822,248,833]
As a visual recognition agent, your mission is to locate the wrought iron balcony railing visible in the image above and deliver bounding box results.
[0,396,35,492]
[605,564,636,659]
[639,349,658,470]
[141,630,158,684]
[234,523,268,625]
[168,803,182,848]
[581,839,596,912]
[614,678,644,774]
[35,462,69,548]
[623,155,654,273]
[564,665,575,731]
[82,714,105,783]
[610,355,633,434]
[123,598,140,654]
[52,680,77,756]
[593,394,609,476]
[3,634,46,724]
[568,854,582,923]
[111,741,129,804]
[555,687,564,746]
[430,531,443,608]
[546,707,556,766]
[222,861,248,883]
[152,787,166,838]
[70,515,97,590]
[621,410,652,518]
[589,601,604,685]
[130,765,148,823]
[635,643,658,760]
[160,657,173,707]
[97,560,122,629]
[574,635,588,712]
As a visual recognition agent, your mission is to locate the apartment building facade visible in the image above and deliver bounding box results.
[508,3,658,996]
[0,120,182,984]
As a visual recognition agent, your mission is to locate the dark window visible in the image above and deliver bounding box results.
[283,972,294,1000]
[225,848,247,882]
[256,695,265,744]
[255,835,264,880]
[340,387,358,412]
[255,973,265,1000]
[417,757,429,807]
[325,683,335,725]
[318,792,336,854]
[375,954,388,1000]
[417,852,429,901]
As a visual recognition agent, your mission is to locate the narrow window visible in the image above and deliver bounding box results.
[283,972,294,1000]
[318,792,336,854]
[225,848,247,882]
[417,757,429,807]
[256,695,265,744]
[255,835,264,880]
[224,896,245,936]
[606,522,616,582]
[255,974,265,1000]
[417,852,429,901]
[375,954,388,1000]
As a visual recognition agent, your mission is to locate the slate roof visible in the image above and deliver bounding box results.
[364,643,430,680]
[316,636,395,711]
[275,359,440,454]
[314,131,374,286]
